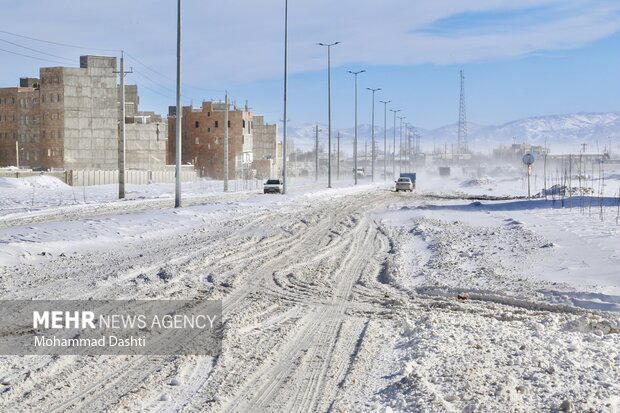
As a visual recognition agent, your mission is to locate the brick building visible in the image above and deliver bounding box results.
[167,101,253,179]
[0,78,41,167]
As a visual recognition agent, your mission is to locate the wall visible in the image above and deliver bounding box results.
[0,167,197,186]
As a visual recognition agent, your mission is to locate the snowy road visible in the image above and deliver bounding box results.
[0,185,618,412]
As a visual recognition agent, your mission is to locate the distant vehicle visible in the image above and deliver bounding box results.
[354,167,365,178]
[263,179,283,194]
[395,177,413,192]
[399,172,416,189]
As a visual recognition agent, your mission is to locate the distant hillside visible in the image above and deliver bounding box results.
[284,112,620,155]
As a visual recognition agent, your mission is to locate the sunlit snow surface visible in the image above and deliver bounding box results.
[0,166,618,413]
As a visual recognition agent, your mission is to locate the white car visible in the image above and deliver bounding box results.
[395,177,413,192]
[263,179,283,194]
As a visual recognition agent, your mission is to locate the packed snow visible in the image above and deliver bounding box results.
[0,164,618,412]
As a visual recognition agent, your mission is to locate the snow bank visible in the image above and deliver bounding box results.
[0,175,69,189]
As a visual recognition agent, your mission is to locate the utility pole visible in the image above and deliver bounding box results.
[15,140,19,169]
[114,51,133,199]
[380,100,391,181]
[314,122,321,181]
[367,88,381,182]
[224,92,229,191]
[337,131,340,180]
[174,0,182,208]
[390,109,400,180]
[458,69,468,155]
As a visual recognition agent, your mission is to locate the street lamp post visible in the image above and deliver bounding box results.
[318,41,340,189]
[366,87,381,182]
[389,109,400,180]
[282,0,289,194]
[398,116,406,174]
[404,122,409,170]
[174,0,182,208]
[380,100,391,181]
[348,69,365,185]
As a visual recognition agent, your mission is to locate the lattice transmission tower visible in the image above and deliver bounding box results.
[458,69,468,154]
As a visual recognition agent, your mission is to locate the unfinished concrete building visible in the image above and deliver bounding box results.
[167,101,253,179]
[119,84,167,170]
[0,56,167,171]
[251,115,278,179]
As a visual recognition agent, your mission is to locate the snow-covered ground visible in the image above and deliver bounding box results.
[0,166,618,412]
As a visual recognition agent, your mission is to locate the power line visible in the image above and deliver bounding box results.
[122,52,225,102]
[0,38,74,62]
[0,47,68,65]
[130,68,176,94]
[123,51,174,82]
[131,79,192,106]
[0,30,119,52]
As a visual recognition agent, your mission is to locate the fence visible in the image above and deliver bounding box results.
[0,168,198,186]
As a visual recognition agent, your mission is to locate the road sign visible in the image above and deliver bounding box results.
[522,153,535,165]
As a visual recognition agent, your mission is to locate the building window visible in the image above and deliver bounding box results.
[214,121,218,128]
[228,120,231,128]
[243,120,246,128]
[195,137,199,145]
[207,112,210,117]
[195,121,199,128]
[47,149,51,157]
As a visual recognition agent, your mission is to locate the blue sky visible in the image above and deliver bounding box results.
[1,0,620,130]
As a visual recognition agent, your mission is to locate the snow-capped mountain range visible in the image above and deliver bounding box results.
[283,112,620,155]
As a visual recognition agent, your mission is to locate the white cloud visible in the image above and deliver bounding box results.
[1,0,620,87]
